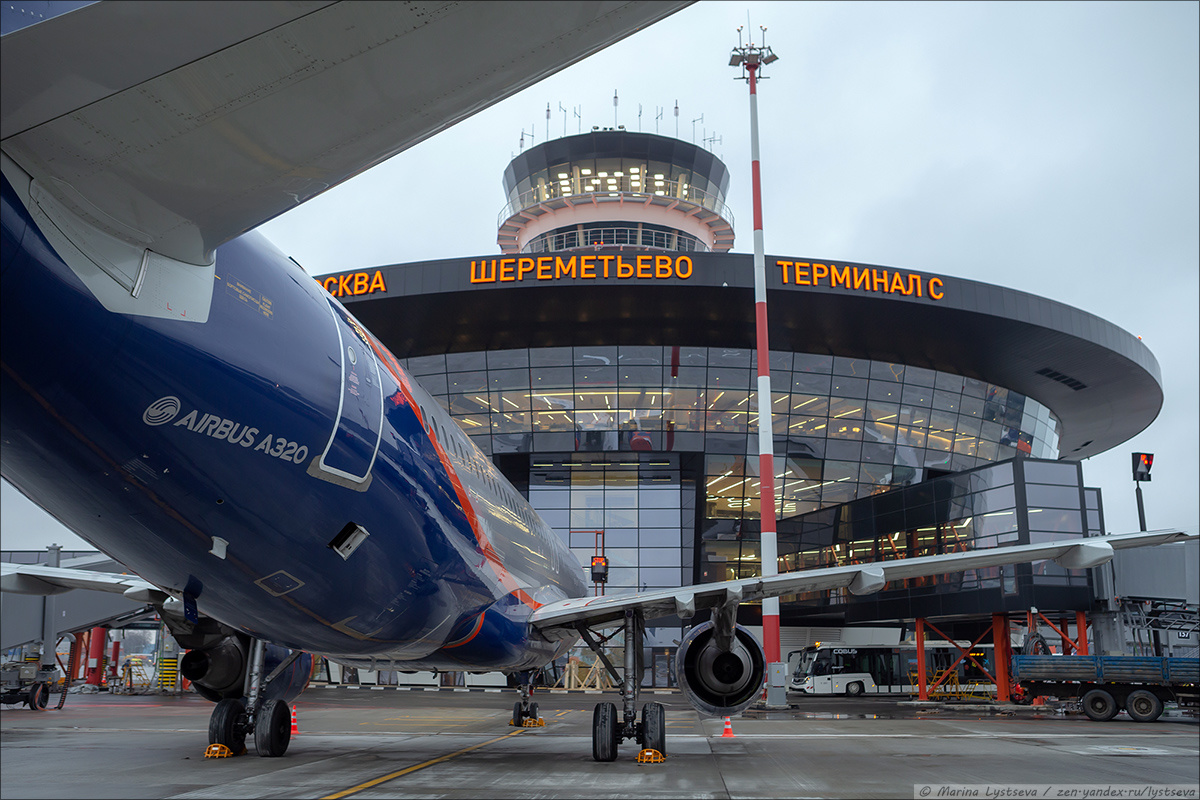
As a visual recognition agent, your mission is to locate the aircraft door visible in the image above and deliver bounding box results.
[316,299,384,484]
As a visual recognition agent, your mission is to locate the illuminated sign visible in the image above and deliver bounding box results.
[776,260,944,300]
[321,270,387,298]
[469,253,693,284]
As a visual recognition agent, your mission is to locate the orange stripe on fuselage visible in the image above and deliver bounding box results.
[364,334,541,613]
[442,612,485,649]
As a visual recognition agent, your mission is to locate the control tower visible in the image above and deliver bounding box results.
[497,128,734,254]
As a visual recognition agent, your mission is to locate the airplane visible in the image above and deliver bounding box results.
[1,0,1193,763]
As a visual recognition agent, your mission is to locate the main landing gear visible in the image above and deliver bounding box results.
[577,609,665,762]
[206,639,300,757]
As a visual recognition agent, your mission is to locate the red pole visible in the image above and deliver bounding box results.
[85,626,107,686]
[1076,611,1089,656]
[992,614,1011,702]
[915,618,928,700]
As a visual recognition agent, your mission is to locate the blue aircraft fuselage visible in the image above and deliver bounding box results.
[0,173,586,672]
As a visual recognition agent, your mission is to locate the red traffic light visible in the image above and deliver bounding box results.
[590,555,609,583]
[1132,452,1154,482]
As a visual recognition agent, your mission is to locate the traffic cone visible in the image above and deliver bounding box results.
[720,716,735,738]
[290,704,299,735]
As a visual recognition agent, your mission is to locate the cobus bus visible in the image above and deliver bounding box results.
[789,642,997,696]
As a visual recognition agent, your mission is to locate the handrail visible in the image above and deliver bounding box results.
[524,225,708,254]
[498,178,734,229]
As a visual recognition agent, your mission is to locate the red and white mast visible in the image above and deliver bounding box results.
[730,27,783,680]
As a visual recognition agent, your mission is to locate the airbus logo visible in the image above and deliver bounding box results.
[142,396,310,466]
[143,396,181,426]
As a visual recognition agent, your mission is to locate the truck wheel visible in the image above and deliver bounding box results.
[1125,689,1163,723]
[26,683,47,711]
[1081,689,1118,722]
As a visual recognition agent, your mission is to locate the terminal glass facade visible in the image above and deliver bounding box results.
[400,346,1063,601]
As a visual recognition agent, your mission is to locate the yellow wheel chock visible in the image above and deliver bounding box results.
[204,744,234,758]
[636,748,665,763]
[522,716,545,727]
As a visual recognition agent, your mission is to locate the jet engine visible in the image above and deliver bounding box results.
[675,620,766,717]
[181,634,312,704]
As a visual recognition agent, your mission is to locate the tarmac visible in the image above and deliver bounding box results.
[2,688,1197,799]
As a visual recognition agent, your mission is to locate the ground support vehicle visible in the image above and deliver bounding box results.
[0,660,59,710]
[1011,655,1199,722]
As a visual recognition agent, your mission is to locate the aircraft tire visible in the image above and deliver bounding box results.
[1081,689,1118,722]
[1125,689,1163,723]
[528,701,539,722]
[512,700,524,726]
[592,702,619,762]
[209,698,246,752]
[255,699,292,757]
[641,702,666,754]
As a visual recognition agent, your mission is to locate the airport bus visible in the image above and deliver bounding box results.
[789,642,996,696]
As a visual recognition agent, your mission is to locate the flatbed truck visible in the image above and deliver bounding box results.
[1011,654,1199,722]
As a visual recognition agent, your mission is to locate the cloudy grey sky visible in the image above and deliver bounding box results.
[3,0,1197,551]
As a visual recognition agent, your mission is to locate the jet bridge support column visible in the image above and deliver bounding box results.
[85,626,108,686]
[991,613,1011,702]
[38,545,60,676]
[915,618,928,701]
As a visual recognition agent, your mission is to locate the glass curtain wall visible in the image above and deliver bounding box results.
[400,347,1062,522]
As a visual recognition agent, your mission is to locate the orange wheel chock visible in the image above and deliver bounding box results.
[204,744,234,759]
[636,748,666,763]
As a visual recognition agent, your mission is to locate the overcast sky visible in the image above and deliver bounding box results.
[3,1,1197,552]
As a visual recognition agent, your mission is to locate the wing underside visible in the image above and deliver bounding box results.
[1,1,693,267]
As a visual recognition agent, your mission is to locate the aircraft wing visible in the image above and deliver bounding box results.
[1,1,693,267]
[529,529,1195,638]
[1,561,170,605]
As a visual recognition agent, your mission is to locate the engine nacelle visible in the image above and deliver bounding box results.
[675,620,766,717]
[181,635,313,704]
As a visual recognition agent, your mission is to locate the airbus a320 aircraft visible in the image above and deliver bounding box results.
[1,1,1191,763]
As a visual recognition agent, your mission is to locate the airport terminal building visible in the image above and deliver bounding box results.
[323,129,1164,649]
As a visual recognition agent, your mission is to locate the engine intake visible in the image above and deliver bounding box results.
[675,620,766,717]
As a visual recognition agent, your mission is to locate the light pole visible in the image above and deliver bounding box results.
[730,27,784,706]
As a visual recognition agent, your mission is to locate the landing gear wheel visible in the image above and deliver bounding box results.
[26,682,47,711]
[641,702,666,755]
[209,698,246,753]
[512,700,524,726]
[846,681,864,697]
[1081,689,1118,722]
[528,702,539,723]
[254,699,291,757]
[1125,689,1163,723]
[592,702,619,762]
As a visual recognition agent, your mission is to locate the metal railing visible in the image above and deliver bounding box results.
[524,226,707,253]
[498,178,734,229]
